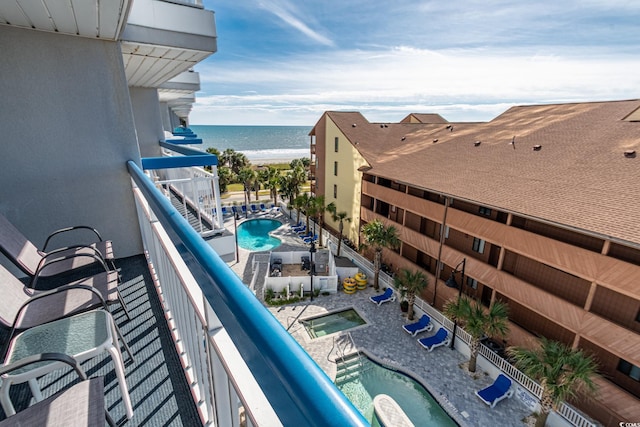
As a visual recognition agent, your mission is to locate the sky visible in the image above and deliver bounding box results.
[191,0,640,126]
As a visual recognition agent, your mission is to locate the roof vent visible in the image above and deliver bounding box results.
[474,141,481,147]
[352,124,357,127]
[433,139,438,143]
[624,150,636,158]
[532,145,542,151]
[380,124,384,128]
[384,124,388,128]
[401,136,406,141]
[446,125,454,132]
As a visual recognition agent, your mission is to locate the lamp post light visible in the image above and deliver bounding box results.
[309,240,317,302]
[445,258,466,350]
[234,212,240,263]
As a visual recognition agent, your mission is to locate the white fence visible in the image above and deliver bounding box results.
[132,184,280,426]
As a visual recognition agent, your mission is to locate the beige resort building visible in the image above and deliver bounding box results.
[309,100,640,426]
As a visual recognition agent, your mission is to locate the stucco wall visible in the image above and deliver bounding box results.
[130,87,164,158]
[0,26,144,260]
[322,117,368,244]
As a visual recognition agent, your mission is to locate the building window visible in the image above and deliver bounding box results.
[479,207,492,216]
[335,137,339,152]
[466,277,478,289]
[334,161,338,176]
[333,184,337,199]
[472,237,485,254]
[618,359,640,382]
[636,308,640,323]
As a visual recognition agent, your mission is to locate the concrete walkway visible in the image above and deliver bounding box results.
[228,210,533,427]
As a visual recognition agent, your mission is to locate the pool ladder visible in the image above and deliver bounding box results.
[333,332,361,364]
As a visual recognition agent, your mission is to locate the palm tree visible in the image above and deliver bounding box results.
[361,219,400,290]
[261,166,280,203]
[216,166,233,193]
[310,195,326,246]
[327,202,351,256]
[292,194,308,225]
[444,296,509,373]
[508,338,599,427]
[279,166,306,205]
[394,269,429,320]
[237,167,255,217]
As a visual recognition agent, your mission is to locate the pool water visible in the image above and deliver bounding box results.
[237,219,282,251]
[302,309,366,339]
[336,356,458,426]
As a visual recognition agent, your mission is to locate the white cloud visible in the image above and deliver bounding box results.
[256,0,334,47]
[192,45,640,124]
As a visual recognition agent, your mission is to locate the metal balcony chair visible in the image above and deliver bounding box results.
[0,213,129,319]
[0,353,116,427]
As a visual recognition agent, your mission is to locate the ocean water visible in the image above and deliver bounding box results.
[190,125,312,163]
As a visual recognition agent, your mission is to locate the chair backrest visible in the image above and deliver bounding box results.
[0,263,33,327]
[418,314,430,327]
[383,288,393,298]
[494,374,512,392]
[435,327,448,340]
[0,214,42,276]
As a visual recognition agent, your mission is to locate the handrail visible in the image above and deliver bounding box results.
[128,161,367,426]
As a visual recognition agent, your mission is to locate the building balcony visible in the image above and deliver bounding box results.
[121,0,217,88]
[0,147,368,426]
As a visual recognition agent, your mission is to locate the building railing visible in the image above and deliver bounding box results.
[128,161,368,426]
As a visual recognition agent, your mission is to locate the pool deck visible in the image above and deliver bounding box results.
[227,208,533,427]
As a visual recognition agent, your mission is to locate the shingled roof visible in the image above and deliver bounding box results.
[325,100,640,246]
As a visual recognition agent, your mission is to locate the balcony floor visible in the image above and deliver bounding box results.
[0,255,201,426]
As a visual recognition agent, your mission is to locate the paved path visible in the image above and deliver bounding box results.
[228,211,533,427]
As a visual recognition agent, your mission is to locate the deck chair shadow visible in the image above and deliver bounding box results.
[417,328,450,351]
[0,353,116,427]
[369,288,396,306]
[475,373,514,408]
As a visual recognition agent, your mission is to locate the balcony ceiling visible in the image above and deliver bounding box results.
[0,0,129,40]
[122,42,210,88]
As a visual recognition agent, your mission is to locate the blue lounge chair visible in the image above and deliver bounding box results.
[402,314,433,336]
[221,206,228,216]
[418,328,450,351]
[250,204,259,213]
[241,205,247,214]
[369,288,395,306]
[297,228,309,236]
[475,374,514,408]
[302,234,318,244]
[260,203,267,212]
[292,224,305,232]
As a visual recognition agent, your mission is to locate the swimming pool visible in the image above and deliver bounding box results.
[336,355,458,426]
[237,219,282,251]
[301,308,366,339]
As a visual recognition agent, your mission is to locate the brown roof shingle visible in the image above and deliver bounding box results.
[326,100,640,246]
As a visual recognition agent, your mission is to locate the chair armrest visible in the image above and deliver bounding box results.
[0,352,87,380]
[31,249,109,289]
[43,226,104,251]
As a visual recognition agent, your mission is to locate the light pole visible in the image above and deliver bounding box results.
[234,212,240,263]
[445,258,466,350]
[309,240,317,301]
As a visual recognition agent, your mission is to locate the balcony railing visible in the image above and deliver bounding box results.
[128,160,368,426]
